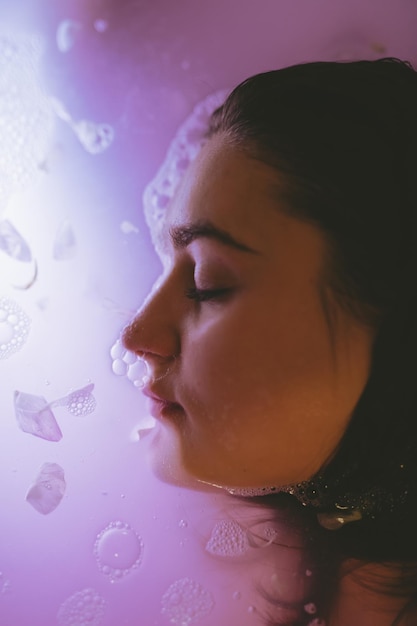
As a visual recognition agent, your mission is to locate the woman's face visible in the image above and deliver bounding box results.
[123,134,375,490]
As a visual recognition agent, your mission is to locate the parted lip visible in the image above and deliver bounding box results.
[142,385,182,408]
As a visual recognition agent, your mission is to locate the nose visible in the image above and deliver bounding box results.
[122,275,181,365]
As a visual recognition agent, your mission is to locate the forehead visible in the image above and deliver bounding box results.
[164,135,282,244]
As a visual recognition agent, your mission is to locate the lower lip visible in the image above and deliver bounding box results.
[147,398,184,421]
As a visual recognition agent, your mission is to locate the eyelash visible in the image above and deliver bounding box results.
[185,287,231,303]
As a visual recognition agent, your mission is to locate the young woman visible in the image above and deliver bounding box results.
[123,58,417,625]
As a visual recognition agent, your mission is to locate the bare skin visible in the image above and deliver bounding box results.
[123,134,413,625]
[123,133,375,490]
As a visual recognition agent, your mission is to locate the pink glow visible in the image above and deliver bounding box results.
[1,1,416,624]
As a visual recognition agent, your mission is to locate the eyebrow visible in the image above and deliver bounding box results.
[169,220,260,254]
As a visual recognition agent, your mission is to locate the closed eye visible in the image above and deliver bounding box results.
[185,287,232,303]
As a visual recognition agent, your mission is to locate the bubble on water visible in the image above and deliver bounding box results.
[126,360,148,386]
[50,383,96,417]
[110,338,149,387]
[304,603,317,615]
[248,605,256,614]
[112,358,127,376]
[143,88,229,257]
[0,297,31,359]
[73,120,114,155]
[232,591,241,601]
[161,578,214,625]
[0,220,32,261]
[122,350,137,365]
[57,587,106,626]
[305,569,313,577]
[56,20,83,53]
[94,521,144,582]
[94,19,109,33]
[65,383,96,416]
[110,339,124,360]
[26,462,66,514]
[120,220,139,235]
[205,520,249,558]
[52,220,76,260]
[14,390,62,441]
[0,32,54,211]
[0,571,11,595]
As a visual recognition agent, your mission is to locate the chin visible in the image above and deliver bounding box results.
[144,423,215,493]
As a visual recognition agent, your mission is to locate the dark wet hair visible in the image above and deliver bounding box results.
[206,58,417,625]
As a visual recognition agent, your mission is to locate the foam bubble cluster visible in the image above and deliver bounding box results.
[0,296,31,359]
[110,338,148,387]
[57,588,106,626]
[142,89,230,257]
[205,520,249,558]
[65,383,96,416]
[0,31,54,211]
[161,577,214,625]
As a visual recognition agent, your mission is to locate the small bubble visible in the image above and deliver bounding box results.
[56,20,82,53]
[110,339,124,360]
[232,591,241,601]
[122,350,137,365]
[248,605,256,614]
[305,603,317,615]
[178,519,188,529]
[94,19,108,33]
[306,569,313,577]
[112,359,127,376]
[94,521,144,582]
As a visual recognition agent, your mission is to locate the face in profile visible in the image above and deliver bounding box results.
[123,133,376,491]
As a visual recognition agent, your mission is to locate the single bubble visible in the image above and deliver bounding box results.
[232,591,241,601]
[110,339,124,360]
[57,587,106,626]
[161,578,214,626]
[112,358,127,376]
[94,521,144,582]
[122,350,137,365]
[94,19,108,33]
[126,359,148,385]
[56,20,83,53]
[304,603,317,615]
[0,297,31,359]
